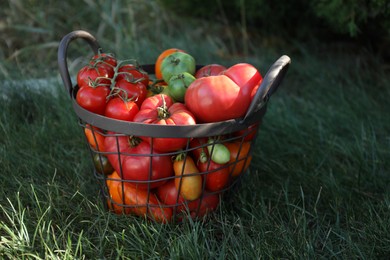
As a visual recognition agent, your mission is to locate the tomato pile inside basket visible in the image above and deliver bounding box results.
[77,49,263,223]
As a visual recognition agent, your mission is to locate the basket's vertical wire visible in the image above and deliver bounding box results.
[115,134,126,214]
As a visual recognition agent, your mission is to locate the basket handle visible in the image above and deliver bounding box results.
[58,30,101,97]
[241,55,291,122]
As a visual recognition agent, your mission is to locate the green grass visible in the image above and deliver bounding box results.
[1,0,390,259]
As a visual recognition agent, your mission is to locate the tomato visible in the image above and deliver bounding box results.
[76,85,110,115]
[104,97,139,121]
[225,142,252,177]
[156,180,220,219]
[195,64,227,78]
[146,80,168,97]
[90,52,117,74]
[133,94,197,152]
[77,64,113,89]
[221,63,263,100]
[155,48,185,80]
[207,139,230,164]
[104,135,173,189]
[198,160,230,192]
[167,72,196,103]
[160,52,196,82]
[93,153,114,175]
[84,124,105,151]
[106,171,172,223]
[106,171,125,214]
[185,63,262,123]
[233,123,260,141]
[189,138,208,164]
[116,64,149,87]
[114,79,147,108]
[173,154,202,201]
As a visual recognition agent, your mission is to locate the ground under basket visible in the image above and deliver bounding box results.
[58,30,291,223]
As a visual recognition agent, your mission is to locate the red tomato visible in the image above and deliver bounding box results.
[185,63,262,123]
[77,64,113,89]
[133,94,197,152]
[114,79,147,108]
[198,160,230,192]
[221,63,263,100]
[233,123,260,141]
[189,138,209,164]
[104,135,173,189]
[195,64,227,78]
[90,52,117,72]
[156,180,220,219]
[116,64,149,87]
[76,85,110,115]
[104,97,139,121]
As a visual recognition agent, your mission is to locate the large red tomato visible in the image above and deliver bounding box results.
[104,135,173,189]
[114,79,147,108]
[133,94,197,152]
[185,63,262,123]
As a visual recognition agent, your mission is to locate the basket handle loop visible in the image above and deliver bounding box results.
[241,55,291,122]
[58,30,101,97]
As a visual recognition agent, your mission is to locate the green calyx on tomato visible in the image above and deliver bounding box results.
[161,52,196,82]
[167,72,196,103]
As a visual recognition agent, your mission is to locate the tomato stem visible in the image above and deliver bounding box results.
[157,95,170,119]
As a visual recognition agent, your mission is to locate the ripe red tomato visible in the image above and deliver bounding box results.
[116,64,149,87]
[76,85,110,115]
[90,52,117,71]
[114,79,147,108]
[104,97,139,121]
[198,160,230,192]
[104,135,173,189]
[133,94,197,152]
[156,180,220,219]
[77,64,113,89]
[185,63,262,123]
[221,63,263,100]
[195,64,227,78]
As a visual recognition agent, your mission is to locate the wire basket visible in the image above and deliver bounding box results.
[58,30,291,223]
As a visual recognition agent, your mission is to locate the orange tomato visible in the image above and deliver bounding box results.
[84,124,105,151]
[173,154,203,201]
[155,48,185,80]
[106,171,172,223]
[225,142,252,177]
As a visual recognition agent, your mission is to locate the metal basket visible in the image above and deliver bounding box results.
[58,30,291,223]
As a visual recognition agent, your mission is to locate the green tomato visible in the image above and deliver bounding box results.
[207,140,231,164]
[167,72,196,102]
[93,153,114,175]
[161,52,196,82]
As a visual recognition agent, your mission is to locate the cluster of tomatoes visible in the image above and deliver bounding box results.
[77,48,263,223]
